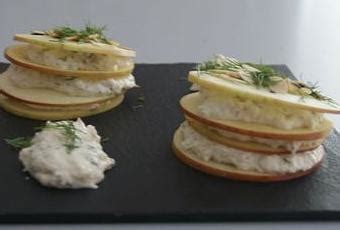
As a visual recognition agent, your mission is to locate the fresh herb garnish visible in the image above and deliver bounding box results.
[5,137,32,149]
[5,121,81,154]
[44,121,81,154]
[197,55,244,72]
[101,137,109,143]
[297,82,337,105]
[197,55,283,88]
[137,96,145,102]
[132,104,144,110]
[196,55,337,104]
[247,63,285,88]
[32,24,114,45]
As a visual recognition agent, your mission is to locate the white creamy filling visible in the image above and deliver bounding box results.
[179,122,324,174]
[198,89,325,130]
[5,65,136,97]
[19,119,114,189]
[201,124,321,154]
[25,45,133,71]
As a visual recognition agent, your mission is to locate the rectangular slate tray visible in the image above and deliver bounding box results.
[0,63,339,223]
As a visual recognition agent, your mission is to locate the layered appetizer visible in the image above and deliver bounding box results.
[173,55,340,182]
[0,25,136,120]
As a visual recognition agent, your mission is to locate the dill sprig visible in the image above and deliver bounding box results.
[5,137,32,149]
[101,137,109,143]
[43,121,81,154]
[310,87,332,101]
[49,26,77,41]
[32,24,112,44]
[5,121,82,154]
[197,55,282,88]
[248,63,285,88]
[303,82,338,105]
[197,55,243,72]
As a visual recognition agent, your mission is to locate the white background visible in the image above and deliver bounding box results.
[0,0,340,229]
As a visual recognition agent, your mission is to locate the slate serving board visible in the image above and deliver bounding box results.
[0,63,339,224]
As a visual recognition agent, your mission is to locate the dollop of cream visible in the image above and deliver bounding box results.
[19,119,114,189]
[178,122,324,174]
[197,89,325,130]
[5,65,136,97]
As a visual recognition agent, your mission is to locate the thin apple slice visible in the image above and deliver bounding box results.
[186,118,323,155]
[5,45,134,79]
[0,75,116,106]
[180,93,333,140]
[14,34,136,57]
[0,93,124,120]
[188,71,340,114]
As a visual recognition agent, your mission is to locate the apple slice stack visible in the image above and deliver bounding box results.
[173,55,340,182]
[0,26,136,120]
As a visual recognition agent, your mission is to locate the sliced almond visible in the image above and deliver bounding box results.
[288,81,300,94]
[242,64,259,73]
[238,71,253,84]
[299,87,312,95]
[208,69,240,78]
[269,79,289,93]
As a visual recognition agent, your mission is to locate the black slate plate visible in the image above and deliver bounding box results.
[0,63,339,224]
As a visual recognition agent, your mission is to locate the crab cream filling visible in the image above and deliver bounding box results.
[198,89,325,130]
[25,44,133,71]
[5,65,136,97]
[178,122,324,174]
[19,119,115,189]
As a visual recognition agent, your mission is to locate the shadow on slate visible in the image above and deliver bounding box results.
[0,63,339,223]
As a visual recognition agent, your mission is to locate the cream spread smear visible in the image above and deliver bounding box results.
[19,119,114,189]
[4,65,136,97]
[198,89,325,130]
[178,122,324,174]
[26,44,133,71]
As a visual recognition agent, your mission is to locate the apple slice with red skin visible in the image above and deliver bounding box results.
[186,118,324,155]
[5,45,134,80]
